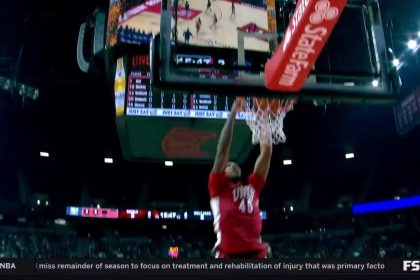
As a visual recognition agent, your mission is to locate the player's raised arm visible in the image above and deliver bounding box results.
[253,125,273,181]
[212,98,242,173]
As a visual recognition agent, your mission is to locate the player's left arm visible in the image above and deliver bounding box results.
[253,131,273,181]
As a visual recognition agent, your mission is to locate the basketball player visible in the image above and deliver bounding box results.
[206,0,212,12]
[231,0,235,17]
[171,27,178,41]
[185,0,190,16]
[121,0,128,14]
[173,0,179,21]
[210,12,218,29]
[195,18,202,36]
[208,98,272,258]
[183,27,193,44]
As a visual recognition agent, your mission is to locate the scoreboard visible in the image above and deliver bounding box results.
[66,207,267,221]
[108,47,254,163]
[123,50,256,120]
[126,70,248,119]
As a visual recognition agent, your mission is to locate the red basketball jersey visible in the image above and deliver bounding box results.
[208,171,266,255]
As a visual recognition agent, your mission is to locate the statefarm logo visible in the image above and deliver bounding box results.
[310,1,339,24]
[279,0,340,87]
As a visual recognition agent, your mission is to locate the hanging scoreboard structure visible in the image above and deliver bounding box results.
[78,0,401,162]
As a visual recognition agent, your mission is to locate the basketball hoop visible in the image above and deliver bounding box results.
[241,97,296,145]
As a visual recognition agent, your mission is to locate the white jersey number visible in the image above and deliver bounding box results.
[238,198,253,214]
[232,185,255,214]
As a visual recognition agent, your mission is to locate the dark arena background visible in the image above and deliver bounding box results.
[1,0,420,268]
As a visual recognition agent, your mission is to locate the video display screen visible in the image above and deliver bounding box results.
[106,0,161,47]
[106,0,274,52]
[171,0,271,51]
[107,1,382,81]
[125,52,252,120]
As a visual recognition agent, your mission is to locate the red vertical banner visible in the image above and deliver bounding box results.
[265,0,348,92]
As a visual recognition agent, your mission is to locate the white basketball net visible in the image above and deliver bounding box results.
[242,98,296,145]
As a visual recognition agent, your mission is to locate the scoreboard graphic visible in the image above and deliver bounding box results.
[66,206,267,221]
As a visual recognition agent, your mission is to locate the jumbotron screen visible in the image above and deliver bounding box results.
[171,0,271,51]
[106,0,273,52]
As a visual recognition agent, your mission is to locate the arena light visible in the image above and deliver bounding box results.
[353,195,420,214]
[418,31,420,38]
[392,58,400,67]
[45,201,49,206]
[104,158,113,164]
[97,204,101,208]
[345,153,355,159]
[54,219,67,226]
[18,84,40,100]
[162,224,167,230]
[165,161,174,167]
[37,199,41,205]
[371,80,379,87]
[290,206,294,212]
[40,151,50,158]
[0,214,3,220]
[283,159,292,166]
[408,39,417,50]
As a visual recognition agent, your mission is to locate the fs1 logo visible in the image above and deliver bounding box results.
[403,260,420,271]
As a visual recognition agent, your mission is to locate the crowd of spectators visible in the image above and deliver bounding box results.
[0,225,419,258]
[267,233,353,258]
[117,26,153,45]
[0,228,77,258]
[0,227,212,258]
[357,230,420,258]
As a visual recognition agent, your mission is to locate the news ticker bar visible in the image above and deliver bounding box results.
[0,259,419,274]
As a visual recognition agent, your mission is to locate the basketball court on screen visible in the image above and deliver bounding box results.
[120,0,270,51]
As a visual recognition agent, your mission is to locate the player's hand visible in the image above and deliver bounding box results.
[233,96,245,112]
